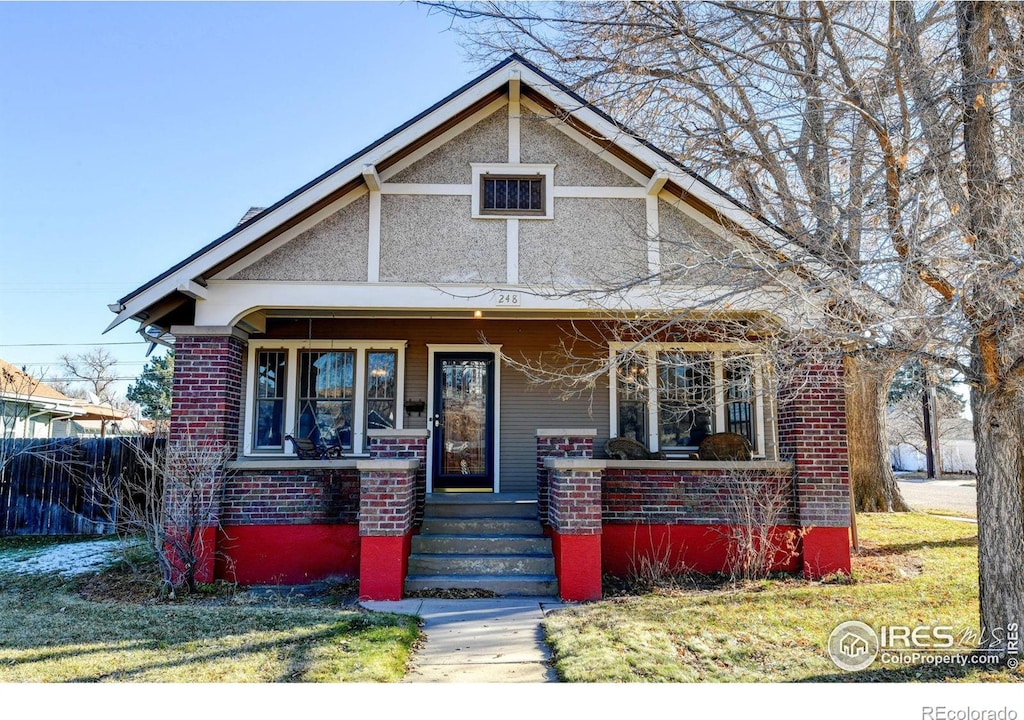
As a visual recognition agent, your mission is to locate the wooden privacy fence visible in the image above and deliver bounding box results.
[0,437,162,536]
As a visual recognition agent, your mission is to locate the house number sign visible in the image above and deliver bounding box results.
[494,292,521,306]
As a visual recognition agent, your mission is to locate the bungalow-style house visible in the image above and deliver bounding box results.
[0,358,128,439]
[106,55,852,600]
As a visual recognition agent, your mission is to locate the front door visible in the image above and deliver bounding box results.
[432,352,495,491]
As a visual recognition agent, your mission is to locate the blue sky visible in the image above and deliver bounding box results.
[0,1,477,393]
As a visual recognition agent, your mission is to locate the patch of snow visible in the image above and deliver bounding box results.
[0,538,122,577]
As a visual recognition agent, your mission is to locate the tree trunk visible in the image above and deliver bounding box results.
[844,354,910,512]
[971,384,1024,656]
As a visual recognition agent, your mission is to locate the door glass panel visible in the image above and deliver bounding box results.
[440,358,489,476]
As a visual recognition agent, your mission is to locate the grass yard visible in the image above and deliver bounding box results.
[0,537,419,682]
[543,513,1023,682]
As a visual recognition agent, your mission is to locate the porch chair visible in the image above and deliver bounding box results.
[697,432,753,461]
[286,433,343,460]
[605,436,665,460]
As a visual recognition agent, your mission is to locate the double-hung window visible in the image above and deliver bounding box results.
[610,343,770,458]
[246,341,405,456]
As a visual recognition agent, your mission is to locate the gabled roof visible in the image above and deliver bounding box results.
[0,358,129,422]
[107,53,833,334]
[0,358,83,416]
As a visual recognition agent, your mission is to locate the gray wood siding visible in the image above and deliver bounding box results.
[260,318,611,495]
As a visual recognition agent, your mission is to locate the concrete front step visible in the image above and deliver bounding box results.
[411,534,552,555]
[424,494,539,519]
[408,552,555,576]
[404,574,560,597]
[410,494,557,597]
[419,517,544,536]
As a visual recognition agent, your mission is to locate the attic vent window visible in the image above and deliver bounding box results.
[481,175,544,215]
[471,164,554,220]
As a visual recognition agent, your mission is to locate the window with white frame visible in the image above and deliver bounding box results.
[247,341,405,456]
[471,163,554,219]
[610,343,769,457]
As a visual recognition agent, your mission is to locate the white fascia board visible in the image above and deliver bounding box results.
[191,279,797,328]
[109,68,516,332]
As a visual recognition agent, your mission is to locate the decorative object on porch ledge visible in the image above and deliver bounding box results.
[605,437,664,461]
[698,432,753,461]
[285,434,343,460]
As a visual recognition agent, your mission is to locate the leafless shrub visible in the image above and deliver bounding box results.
[720,471,805,583]
[102,433,232,596]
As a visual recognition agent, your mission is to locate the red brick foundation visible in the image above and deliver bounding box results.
[358,460,418,600]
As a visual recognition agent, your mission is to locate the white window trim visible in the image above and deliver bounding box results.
[471,163,555,220]
[607,342,769,458]
[244,340,407,457]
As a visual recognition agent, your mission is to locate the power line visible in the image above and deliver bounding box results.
[0,342,151,348]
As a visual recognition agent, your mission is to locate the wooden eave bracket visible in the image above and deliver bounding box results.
[646,171,670,196]
[363,164,381,192]
[176,280,208,300]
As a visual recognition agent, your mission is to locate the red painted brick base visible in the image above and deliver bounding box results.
[602,524,803,577]
[359,534,412,600]
[551,531,602,601]
[216,524,359,585]
[800,527,852,578]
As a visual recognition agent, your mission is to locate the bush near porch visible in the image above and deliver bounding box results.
[542,513,1023,682]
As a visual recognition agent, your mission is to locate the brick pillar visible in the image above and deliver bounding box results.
[166,327,247,584]
[536,429,596,527]
[358,459,418,600]
[778,362,851,578]
[368,429,428,524]
[545,458,603,601]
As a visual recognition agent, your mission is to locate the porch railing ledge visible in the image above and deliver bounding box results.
[355,458,421,472]
[366,428,430,438]
[535,428,598,437]
[544,457,795,472]
[226,458,361,470]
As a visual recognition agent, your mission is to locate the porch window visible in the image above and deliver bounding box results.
[254,350,287,450]
[657,351,714,450]
[297,350,355,451]
[245,341,406,456]
[365,351,397,433]
[610,344,769,457]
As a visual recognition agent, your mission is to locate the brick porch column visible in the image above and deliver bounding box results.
[368,429,429,524]
[778,361,852,578]
[536,429,596,527]
[167,325,248,583]
[545,457,604,601]
[357,459,418,600]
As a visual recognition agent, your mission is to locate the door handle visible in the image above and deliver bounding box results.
[433,413,441,428]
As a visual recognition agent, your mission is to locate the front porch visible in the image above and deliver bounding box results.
[166,324,852,601]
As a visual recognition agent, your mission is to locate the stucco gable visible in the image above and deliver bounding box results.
[658,199,771,285]
[388,107,508,184]
[520,107,639,187]
[231,194,369,281]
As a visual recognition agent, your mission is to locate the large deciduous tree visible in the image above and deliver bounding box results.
[434,0,913,511]
[435,0,1024,655]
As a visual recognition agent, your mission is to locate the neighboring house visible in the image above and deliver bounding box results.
[106,55,852,600]
[0,358,131,440]
[0,358,84,439]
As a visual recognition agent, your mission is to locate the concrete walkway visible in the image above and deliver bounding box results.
[361,597,566,682]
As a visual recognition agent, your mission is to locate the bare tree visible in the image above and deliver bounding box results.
[59,348,121,437]
[434,0,1024,656]
[432,0,917,511]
